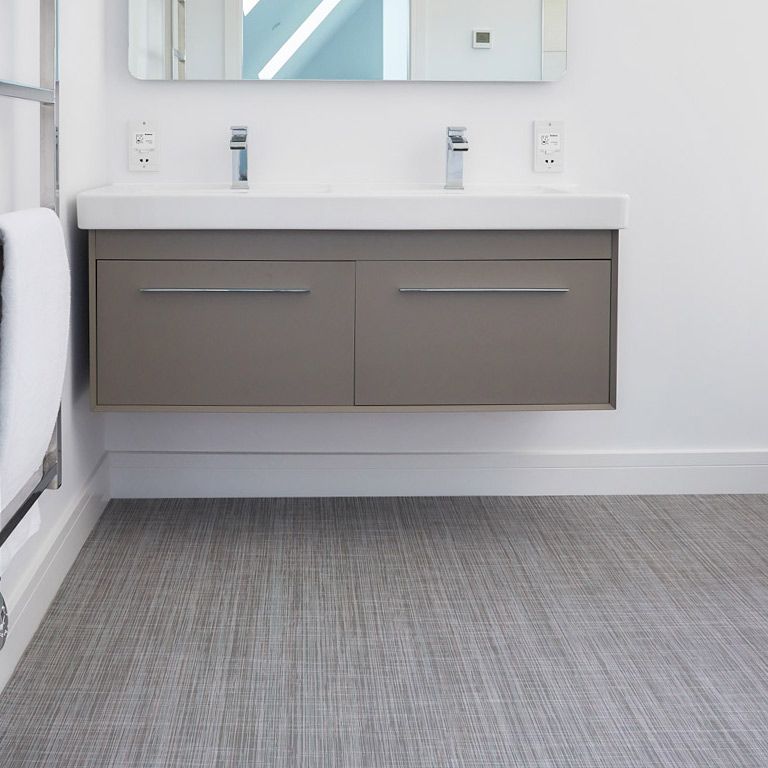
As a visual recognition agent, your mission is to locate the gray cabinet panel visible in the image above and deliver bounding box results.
[93,230,613,263]
[355,260,612,406]
[96,260,355,407]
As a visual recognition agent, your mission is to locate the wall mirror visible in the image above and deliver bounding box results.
[129,0,567,82]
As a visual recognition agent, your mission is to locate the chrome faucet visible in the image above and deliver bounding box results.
[230,125,248,189]
[445,126,469,190]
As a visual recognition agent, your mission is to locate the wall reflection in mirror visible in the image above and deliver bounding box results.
[129,0,567,82]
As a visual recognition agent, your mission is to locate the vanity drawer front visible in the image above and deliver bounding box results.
[355,260,612,406]
[96,260,355,407]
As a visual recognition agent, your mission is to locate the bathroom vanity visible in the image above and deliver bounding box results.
[79,184,628,412]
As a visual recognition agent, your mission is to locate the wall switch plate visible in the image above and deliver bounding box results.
[129,120,158,172]
[534,120,565,173]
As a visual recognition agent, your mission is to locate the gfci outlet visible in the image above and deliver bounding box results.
[534,120,565,173]
[129,120,158,172]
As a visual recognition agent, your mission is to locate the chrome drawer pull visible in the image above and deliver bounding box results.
[139,288,311,294]
[398,287,569,294]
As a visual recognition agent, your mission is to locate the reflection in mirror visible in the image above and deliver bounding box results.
[129,0,567,82]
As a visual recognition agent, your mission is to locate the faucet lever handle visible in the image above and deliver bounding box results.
[447,126,469,151]
[230,125,248,148]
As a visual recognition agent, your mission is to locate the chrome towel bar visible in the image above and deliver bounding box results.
[0,81,55,104]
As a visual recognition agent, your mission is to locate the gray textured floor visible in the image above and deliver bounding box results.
[2,496,768,767]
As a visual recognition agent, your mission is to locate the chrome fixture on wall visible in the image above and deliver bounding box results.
[445,127,469,190]
[230,126,248,190]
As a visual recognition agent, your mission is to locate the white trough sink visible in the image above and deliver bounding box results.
[77,182,630,231]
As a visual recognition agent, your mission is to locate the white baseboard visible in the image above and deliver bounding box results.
[109,449,768,498]
[0,454,110,692]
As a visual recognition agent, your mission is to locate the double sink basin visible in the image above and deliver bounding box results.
[77,183,630,231]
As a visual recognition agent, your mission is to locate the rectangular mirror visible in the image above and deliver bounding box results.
[129,0,567,82]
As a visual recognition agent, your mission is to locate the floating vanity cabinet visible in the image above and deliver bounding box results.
[89,230,618,412]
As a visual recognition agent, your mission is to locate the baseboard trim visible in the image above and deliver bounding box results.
[0,454,110,691]
[109,449,768,498]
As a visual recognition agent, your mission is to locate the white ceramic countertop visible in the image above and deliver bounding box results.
[77,183,630,231]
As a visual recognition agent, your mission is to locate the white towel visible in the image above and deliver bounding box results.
[0,208,70,520]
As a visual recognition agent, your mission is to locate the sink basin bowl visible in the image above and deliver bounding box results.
[77,182,629,230]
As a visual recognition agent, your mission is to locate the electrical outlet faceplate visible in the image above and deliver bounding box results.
[129,120,158,172]
[534,120,565,173]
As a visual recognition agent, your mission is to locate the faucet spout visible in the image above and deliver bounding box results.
[445,126,469,190]
[230,125,248,190]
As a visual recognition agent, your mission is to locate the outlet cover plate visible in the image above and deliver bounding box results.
[534,120,565,173]
[129,120,158,172]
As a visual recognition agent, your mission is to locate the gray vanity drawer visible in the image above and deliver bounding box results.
[355,260,613,407]
[95,260,355,407]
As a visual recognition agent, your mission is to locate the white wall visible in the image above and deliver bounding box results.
[0,0,109,690]
[0,0,39,83]
[101,0,768,496]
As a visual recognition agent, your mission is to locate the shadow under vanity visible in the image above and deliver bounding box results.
[83,217,624,412]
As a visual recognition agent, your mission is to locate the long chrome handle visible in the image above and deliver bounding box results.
[399,288,569,294]
[139,288,310,294]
